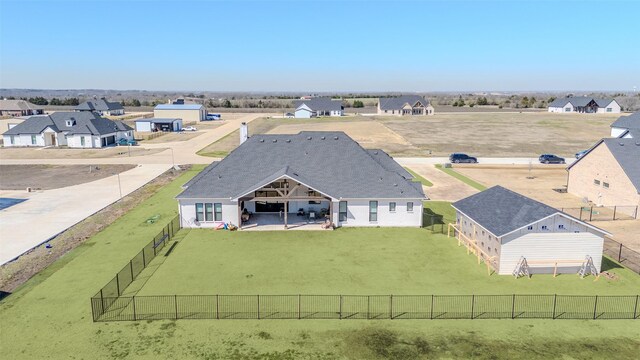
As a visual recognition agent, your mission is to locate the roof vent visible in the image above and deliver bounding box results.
[286,139,291,143]
[321,136,326,140]
[379,177,383,181]
[619,142,624,146]
[393,183,398,187]
[373,151,378,155]
[307,136,312,140]
[334,136,338,140]
[272,139,277,143]
[217,175,222,179]
[635,142,640,146]
[259,139,264,143]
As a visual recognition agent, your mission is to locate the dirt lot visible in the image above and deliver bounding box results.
[0,146,166,159]
[198,112,618,158]
[0,164,136,190]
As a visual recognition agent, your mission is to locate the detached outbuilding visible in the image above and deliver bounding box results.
[451,186,609,276]
[154,104,206,122]
[134,118,183,132]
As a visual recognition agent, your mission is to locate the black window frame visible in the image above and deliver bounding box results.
[369,201,378,222]
[195,203,205,222]
[205,203,214,221]
[214,203,222,221]
[339,201,348,222]
[407,202,414,212]
[389,202,396,212]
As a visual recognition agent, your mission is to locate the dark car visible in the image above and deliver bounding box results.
[449,153,478,164]
[539,154,565,164]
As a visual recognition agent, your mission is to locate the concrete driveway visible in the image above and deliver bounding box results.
[398,161,479,202]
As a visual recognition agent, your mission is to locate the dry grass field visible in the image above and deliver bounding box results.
[0,146,166,159]
[198,112,620,158]
[0,164,135,190]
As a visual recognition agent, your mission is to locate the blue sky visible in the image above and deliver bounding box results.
[1,0,638,92]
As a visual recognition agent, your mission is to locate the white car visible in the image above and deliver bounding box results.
[182,126,197,131]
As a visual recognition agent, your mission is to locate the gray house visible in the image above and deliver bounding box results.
[293,97,344,118]
[75,98,125,116]
[452,186,609,276]
[2,112,133,148]
[610,112,639,138]
[177,129,426,229]
[377,95,434,116]
[548,97,620,113]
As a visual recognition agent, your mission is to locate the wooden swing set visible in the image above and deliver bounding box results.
[447,223,497,276]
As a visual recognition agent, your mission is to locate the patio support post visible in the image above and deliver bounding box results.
[284,201,288,229]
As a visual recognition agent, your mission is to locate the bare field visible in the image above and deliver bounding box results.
[0,164,136,190]
[198,112,618,158]
[0,146,166,159]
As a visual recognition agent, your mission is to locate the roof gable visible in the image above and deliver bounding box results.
[379,95,431,110]
[293,97,343,112]
[611,112,640,130]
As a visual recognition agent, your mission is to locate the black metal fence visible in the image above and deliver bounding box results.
[92,294,639,322]
[91,215,180,315]
[604,237,640,274]
[560,205,639,221]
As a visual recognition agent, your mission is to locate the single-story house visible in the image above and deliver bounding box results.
[154,104,206,122]
[2,112,133,148]
[75,98,124,116]
[378,95,434,116]
[547,97,620,113]
[452,186,609,275]
[567,138,640,215]
[610,112,639,139]
[134,118,183,132]
[292,97,343,118]
[177,127,426,229]
[0,100,44,117]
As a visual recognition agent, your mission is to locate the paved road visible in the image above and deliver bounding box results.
[396,157,576,166]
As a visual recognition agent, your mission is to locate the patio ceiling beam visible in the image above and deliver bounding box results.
[247,196,328,201]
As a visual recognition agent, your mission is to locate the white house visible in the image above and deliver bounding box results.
[292,97,343,118]
[2,112,133,148]
[452,186,609,276]
[134,118,183,132]
[75,98,124,116]
[177,126,426,229]
[378,95,434,116]
[548,97,620,113]
[610,112,639,138]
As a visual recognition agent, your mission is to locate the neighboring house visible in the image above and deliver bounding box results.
[2,112,133,148]
[0,100,44,117]
[134,118,183,132]
[293,97,344,118]
[547,97,620,113]
[177,128,426,229]
[567,138,640,215]
[610,112,640,138]
[452,186,609,275]
[378,95,434,116]
[154,104,206,122]
[75,98,125,116]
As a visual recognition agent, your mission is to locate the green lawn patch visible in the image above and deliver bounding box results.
[404,167,433,187]
[435,164,487,191]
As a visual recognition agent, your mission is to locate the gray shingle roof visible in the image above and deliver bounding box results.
[178,131,426,200]
[2,112,131,136]
[293,97,343,112]
[452,186,560,237]
[75,99,124,111]
[604,138,640,193]
[611,112,640,130]
[379,95,430,110]
[0,99,44,111]
[366,149,413,180]
[548,97,616,108]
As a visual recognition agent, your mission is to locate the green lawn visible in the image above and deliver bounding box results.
[404,167,433,187]
[435,164,488,191]
[423,200,456,221]
[1,165,640,359]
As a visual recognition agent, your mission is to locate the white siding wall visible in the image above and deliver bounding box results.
[596,101,621,114]
[179,199,239,228]
[610,127,627,138]
[295,109,312,118]
[135,121,153,132]
[338,199,423,227]
[498,232,603,275]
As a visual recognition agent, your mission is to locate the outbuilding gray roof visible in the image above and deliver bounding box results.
[453,186,562,237]
[0,99,44,111]
[293,97,343,112]
[75,99,124,112]
[379,95,430,110]
[611,112,640,130]
[2,112,131,136]
[178,131,426,200]
[548,97,616,108]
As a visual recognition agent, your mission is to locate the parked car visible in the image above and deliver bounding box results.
[575,150,588,159]
[284,112,295,118]
[206,113,221,120]
[449,153,478,164]
[117,138,137,146]
[539,154,565,164]
[183,126,197,131]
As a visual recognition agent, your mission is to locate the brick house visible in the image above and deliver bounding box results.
[567,138,640,216]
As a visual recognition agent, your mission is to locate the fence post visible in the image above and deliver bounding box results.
[579,207,583,220]
[142,249,146,268]
[100,289,105,317]
[471,295,475,320]
[298,294,301,320]
[511,294,515,319]
[216,294,219,320]
[339,295,343,320]
[593,295,598,320]
[552,294,557,319]
[389,295,393,319]
[618,244,623,262]
[116,273,120,296]
[589,207,593,221]
[634,295,639,319]
[613,206,617,220]
[257,295,260,320]
[175,295,179,320]
[367,296,370,320]
[132,296,136,321]
[153,240,157,256]
[430,295,434,320]
[635,206,639,220]
[130,260,134,281]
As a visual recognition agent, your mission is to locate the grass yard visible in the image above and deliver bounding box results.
[404,167,433,187]
[2,165,640,359]
[435,164,488,191]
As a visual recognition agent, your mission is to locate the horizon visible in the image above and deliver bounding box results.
[1,0,639,92]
